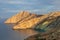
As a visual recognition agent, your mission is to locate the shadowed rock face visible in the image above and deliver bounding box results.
[25,28,60,40]
[25,16,60,40]
[25,30,60,40]
[34,12,60,32]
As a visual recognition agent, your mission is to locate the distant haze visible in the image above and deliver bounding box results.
[0,0,60,18]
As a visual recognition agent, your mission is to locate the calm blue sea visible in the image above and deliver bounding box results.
[0,18,38,40]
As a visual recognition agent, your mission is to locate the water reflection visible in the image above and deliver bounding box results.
[5,23,49,40]
[14,29,38,38]
[6,23,39,36]
[5,23,16,27]
[5,23,39,40]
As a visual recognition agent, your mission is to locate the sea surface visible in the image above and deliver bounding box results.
[0,18,38,40]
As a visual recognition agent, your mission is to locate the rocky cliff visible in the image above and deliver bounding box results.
[4,11,31,23]
[5,11,60,30]
[13,14,49,29]
[25,17,60,40]
[34,11,60,33]
[24,12,60,40]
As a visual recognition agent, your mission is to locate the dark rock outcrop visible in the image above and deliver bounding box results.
[24,11,60,40]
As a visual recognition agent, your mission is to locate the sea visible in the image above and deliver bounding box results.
[0,18,38,40]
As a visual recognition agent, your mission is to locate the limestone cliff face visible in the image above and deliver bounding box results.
[4,11,31,23]
[13,15,49,29]
[5,11,60,29]
[18,14,37,24]
[13,11,60,29]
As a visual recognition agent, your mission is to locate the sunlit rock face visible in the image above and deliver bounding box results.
[18,14,37,24]
[13,15,49,29]
[49,11,60,17]
[5,11,60,30]
[4,11,31,23]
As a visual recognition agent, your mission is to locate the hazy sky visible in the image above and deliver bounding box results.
[0,0,60,18]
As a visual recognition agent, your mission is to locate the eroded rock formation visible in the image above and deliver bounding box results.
[4,11,60,30]
[25,14,60,40]
[13,14,49,29]
[4,11,31,23]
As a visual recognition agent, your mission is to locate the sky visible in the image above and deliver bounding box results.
[0,0,60,18]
